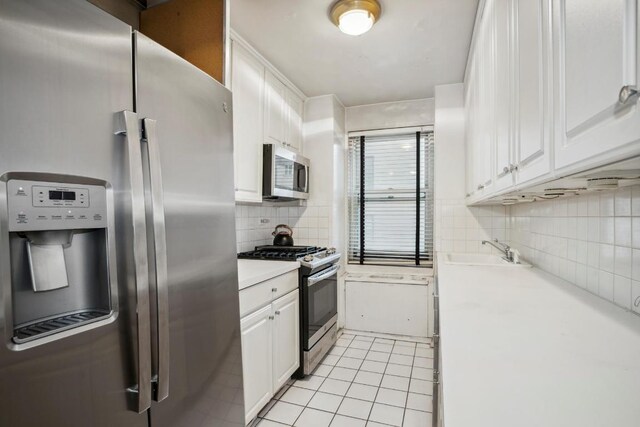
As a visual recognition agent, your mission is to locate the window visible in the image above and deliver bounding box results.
[347,128,434,266]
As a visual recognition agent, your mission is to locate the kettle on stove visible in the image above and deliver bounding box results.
[272,224,294,246]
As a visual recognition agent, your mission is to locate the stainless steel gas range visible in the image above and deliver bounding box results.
[238,245,341,376]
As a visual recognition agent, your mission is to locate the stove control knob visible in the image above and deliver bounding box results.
[326,247,336,255]
[303,255,314,262]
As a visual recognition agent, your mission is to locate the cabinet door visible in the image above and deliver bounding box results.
[285,89,304,151]
[476,5,495,195]
[231,41,265,203]
[553,0,640,171]
[241,305,273,424]
[264,71,287,146]
[513,0,551,184]
[492,0,516,193]
[272,289,300,391]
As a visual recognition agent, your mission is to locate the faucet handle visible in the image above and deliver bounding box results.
[510,248,521,264]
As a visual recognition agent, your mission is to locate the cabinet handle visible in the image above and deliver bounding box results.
[477,184,485,190]
[275,311,281,315]
[269,316,274,320]
[619,85,638,104]
[502,166,510,174]
[272,288,277,292]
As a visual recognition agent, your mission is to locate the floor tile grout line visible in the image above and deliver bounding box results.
[260,334,431,426]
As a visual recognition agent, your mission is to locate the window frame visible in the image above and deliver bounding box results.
[346,126,435,267]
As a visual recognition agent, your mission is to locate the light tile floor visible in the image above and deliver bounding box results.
[251,333,434,427]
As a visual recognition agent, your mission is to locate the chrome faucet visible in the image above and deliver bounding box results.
[482,238,519,263]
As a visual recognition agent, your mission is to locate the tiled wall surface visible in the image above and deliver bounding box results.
[509,185,640,315]
[434,199,509,255]
[235,203,331,253]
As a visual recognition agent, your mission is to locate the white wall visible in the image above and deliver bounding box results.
[434,83,508,254]
[345,98,435,132]
[303,94,346,257]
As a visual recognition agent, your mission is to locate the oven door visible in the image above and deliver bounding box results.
[303,265,339,350]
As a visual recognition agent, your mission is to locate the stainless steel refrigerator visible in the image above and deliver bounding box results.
[0,1,244,426]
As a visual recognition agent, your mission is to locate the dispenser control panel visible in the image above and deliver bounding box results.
[7,179,108,232]
[32,185,90,208]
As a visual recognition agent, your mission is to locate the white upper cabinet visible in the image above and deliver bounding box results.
[513,0,551,184]
[264,70,304,152]
[264,70,288,146]
[231,41,265,203]
[552,0,640,171]
[491,0,517,192]
[285,89,304,151]
[465,0,496,198]
[464,0,638,204]
[229,33,306,202]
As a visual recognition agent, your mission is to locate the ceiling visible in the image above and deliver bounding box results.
[230,0,479,107]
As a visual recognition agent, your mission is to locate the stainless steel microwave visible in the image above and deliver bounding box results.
[263,144,310,200]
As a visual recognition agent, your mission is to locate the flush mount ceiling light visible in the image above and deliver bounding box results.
[330,0,382,36]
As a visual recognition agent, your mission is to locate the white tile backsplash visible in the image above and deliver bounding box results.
[235,203,332,253]
[434,199,509,255]
[509,185,640,315]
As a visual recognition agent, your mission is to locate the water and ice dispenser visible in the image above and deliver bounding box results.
[6,178,114,345]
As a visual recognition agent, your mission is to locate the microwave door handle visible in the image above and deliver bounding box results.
[304,165,310,193]
[115,111,152,413]
[308,265,340,286]
[141,118,170,403]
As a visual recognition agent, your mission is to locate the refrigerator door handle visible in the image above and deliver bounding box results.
[115,111,153,413]
[142,118,170,402]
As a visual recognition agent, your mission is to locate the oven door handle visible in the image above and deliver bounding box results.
[308,265,340,286]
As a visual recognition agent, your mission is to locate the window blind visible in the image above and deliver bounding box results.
[347,130,434,266]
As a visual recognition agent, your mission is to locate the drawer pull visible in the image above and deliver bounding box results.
[272,288,277,292]
[275,311,281,315]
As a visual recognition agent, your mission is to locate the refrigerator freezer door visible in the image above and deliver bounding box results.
[134,33,245,427]
[0,1,149,427]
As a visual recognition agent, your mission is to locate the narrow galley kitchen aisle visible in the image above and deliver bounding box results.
[252,333,433,427]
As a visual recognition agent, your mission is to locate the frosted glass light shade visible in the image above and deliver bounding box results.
[338,9,374,36]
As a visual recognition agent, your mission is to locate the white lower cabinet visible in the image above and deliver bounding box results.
[240,285,300,425]
[240,305,273,424]
[272,290,300,391]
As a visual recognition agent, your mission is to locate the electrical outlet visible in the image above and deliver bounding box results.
[260,218,270,224]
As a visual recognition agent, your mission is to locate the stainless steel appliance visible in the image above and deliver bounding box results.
[0,1,243,426]
[297,249,341,376]
[238,245,341,376]
[237,245,325,261]
[263,144,310,200]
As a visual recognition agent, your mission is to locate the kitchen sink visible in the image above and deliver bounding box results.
[443,253,531,267]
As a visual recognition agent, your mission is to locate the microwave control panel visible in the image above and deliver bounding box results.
[7,179,108,232]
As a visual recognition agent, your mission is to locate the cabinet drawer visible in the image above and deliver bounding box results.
[239,270,299,317]
[272,271,298,300]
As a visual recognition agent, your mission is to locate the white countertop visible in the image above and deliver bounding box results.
[237,259,300,291]
[437,258,640,427]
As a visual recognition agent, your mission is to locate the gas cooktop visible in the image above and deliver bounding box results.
[237,245,326,261]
